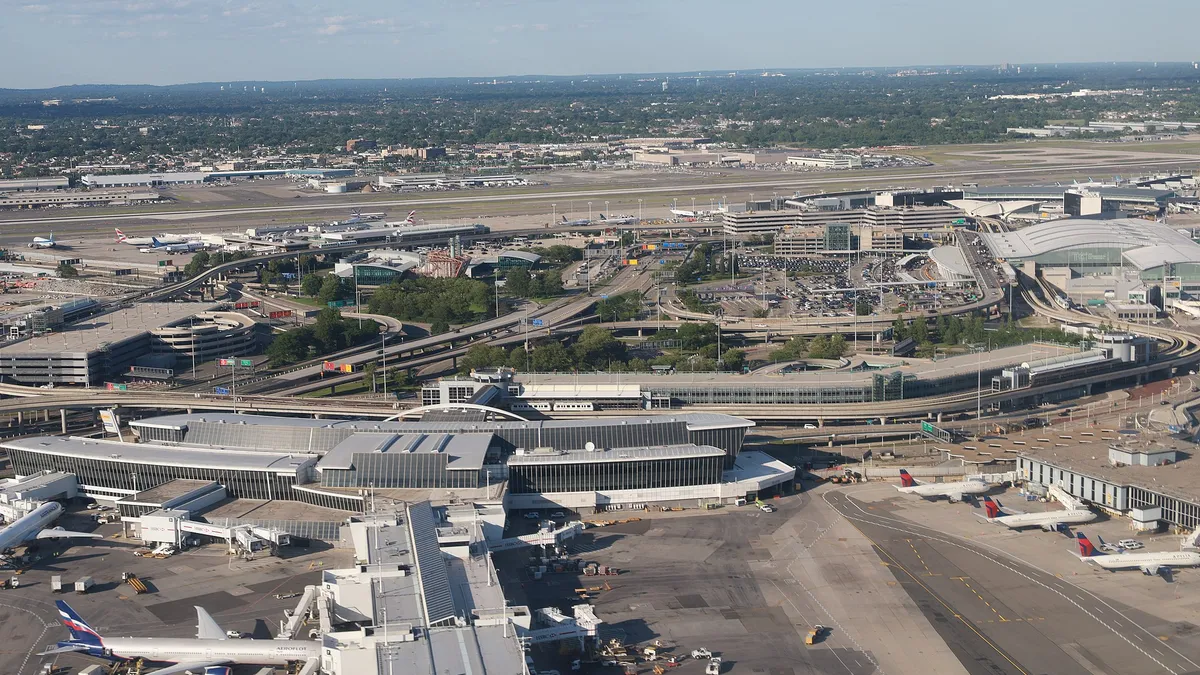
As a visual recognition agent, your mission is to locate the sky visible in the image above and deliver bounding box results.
[2,0,1199,89]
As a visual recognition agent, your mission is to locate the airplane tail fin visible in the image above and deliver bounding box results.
[1076,532,1097,558]
[56,600,103,647]
[151,236,161,246]
[562,215,567,222]
[899,469,916,488]
[115,228,126,242]
[406,210,416,223]
[983,497,1001,519]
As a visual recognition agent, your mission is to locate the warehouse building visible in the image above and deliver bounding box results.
[0,176,70,191]
[786,154,863,169]
[82,172,207,188]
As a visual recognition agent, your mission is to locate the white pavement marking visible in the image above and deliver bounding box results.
[826,489,1195,675]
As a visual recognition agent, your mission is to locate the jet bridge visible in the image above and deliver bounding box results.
[490,521,585,552]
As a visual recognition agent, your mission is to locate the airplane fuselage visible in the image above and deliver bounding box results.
[0,502,63,550]
[1087,551,1200,571]
[992,509,1096,529]
[896,481,990,500]
[76,637,320,666]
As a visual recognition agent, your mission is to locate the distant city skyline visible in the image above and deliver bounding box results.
[2,0,1199,89]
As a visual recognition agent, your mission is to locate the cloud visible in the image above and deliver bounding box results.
[20,4,51,12]
[533,23,549,31]
[317,23,345,35]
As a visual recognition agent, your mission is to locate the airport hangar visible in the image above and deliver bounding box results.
[3,410,791,516]
[981,217,1200,300]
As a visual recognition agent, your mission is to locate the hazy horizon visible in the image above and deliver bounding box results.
[2,0,1199,89]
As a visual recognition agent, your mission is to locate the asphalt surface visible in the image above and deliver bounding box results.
[825,490,1200,675]
[1,157,1197,231]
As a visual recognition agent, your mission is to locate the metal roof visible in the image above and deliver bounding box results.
[507,443,725,465]
[928,246,973,279]
[317,433,491,472]
[1,436,317,474]
[408,502,458,626]
[981,218,1200,269]
[132,411,754,434]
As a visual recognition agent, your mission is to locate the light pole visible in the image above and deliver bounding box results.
[638,199,643,222]
[552,203,556,224]
[381,333,388,395]
[588,202,592,222]
[604,200,610,217]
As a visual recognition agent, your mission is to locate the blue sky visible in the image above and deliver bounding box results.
[2,0,1199,88]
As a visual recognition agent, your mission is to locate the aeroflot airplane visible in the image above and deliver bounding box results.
[44,601,321,675]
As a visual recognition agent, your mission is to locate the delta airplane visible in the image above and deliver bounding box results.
[561,215,592,227]
[0,501,100,554]
[139,237,207,254]
[1076,532,1200,577]
[44,601,320,675]
[895,469,990,503]
[978,496,1096,532]
[29,233,56,249]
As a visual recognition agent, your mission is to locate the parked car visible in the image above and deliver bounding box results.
[1118,539,1144,550]
[523,511,541,520]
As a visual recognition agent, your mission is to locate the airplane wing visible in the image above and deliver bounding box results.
[947,493,964,503]
[1140,564,1161,576]
[144,660,233,675]
[195,605,227,640]
[35,528,102,540]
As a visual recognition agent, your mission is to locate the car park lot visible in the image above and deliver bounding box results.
[0,519,351,675]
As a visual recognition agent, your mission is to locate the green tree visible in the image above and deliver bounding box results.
[916,340,937,358]
[301,273,323,297]
[856,298,872,316]
[266,329,310,366]
[910,318,929,343]
[318,275,343,304]
[362,362,377,392]
[531,341,574,372]
[891,317,907,341]
[808,335,831,359]
[771,337,807,361]
[56,261,78,278]
[721,348,746,371]
[505,268,531,297]
[828,334,847,358]
[459,344,508,373]
[430,319,450,335]
[573,325,626,368]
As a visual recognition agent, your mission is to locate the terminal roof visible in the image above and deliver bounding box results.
[1,436,317,473]
[318,432,492,472]
[507,443,725,465]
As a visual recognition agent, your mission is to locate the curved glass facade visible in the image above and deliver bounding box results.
[509,455,723,494]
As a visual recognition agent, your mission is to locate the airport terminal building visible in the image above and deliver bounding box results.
[119,410,788,511]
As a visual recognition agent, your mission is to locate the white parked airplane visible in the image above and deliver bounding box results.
[44,600,320,675]
[978,496,1095,532]
[116,228,200,246]
[139,237,206,254]
[29,233,56,249]
[1076,532,1200,577]
[895,469,990,503]
[0,501,100,554]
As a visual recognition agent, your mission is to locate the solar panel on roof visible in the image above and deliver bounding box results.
[407,502,457,626]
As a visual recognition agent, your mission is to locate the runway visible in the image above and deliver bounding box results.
[824,490,1200,675]
[1,156,1196,230]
